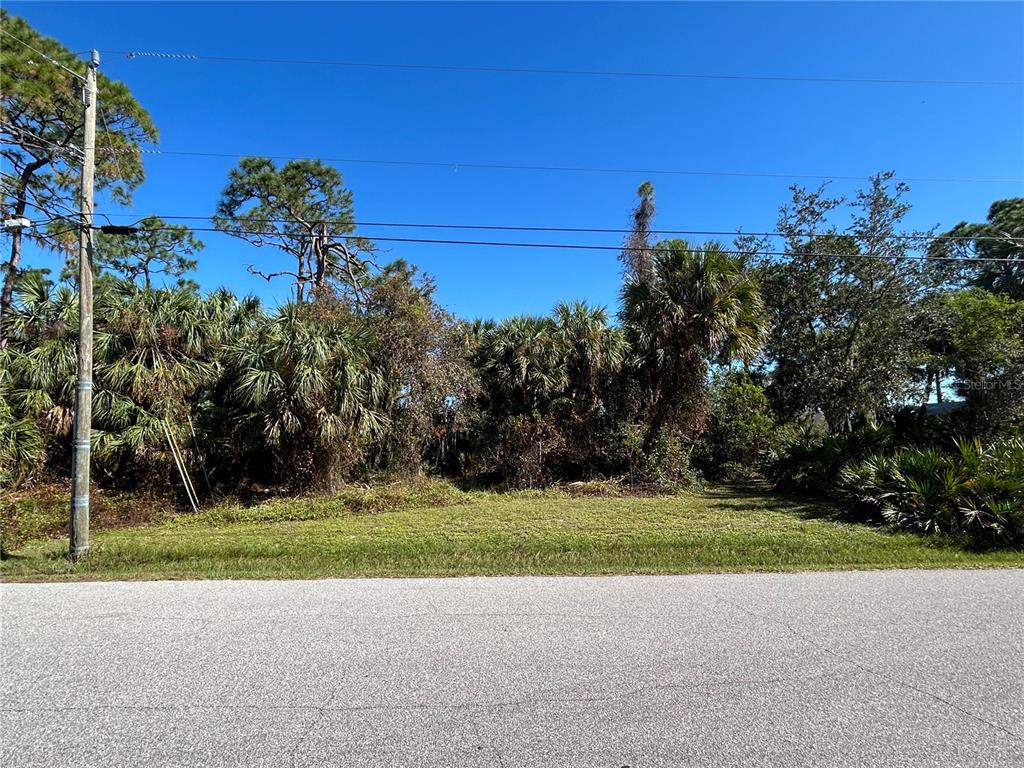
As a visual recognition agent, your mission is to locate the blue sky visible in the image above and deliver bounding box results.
[7,1,1023,320]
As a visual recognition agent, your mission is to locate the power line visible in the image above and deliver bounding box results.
[0,28,87,82]
[39,142,1018,185]
[98,111,128,182]
[113,223,1021,263]
[0,171,85,221]
[125,148,1022,185]
[0,131,84,160]
[10,140,1016,185]
[95,212,1005,244]
[110,49,1023,87]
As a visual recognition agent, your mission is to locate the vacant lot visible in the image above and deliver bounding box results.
[3,484,1022,582]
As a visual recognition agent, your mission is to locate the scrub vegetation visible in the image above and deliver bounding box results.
[2,13,1022,572]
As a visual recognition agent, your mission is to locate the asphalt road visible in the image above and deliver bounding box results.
[2,570,1023,767]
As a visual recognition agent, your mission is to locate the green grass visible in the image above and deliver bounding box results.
[3,484,1022,582]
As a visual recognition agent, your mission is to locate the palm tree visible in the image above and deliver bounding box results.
[89,280,223,484]
[621,181,657,283]
[551,301,625,411]
[1,274,225,487]
[0,347,43,487]
[622,240,766,452]
[477,315,566,413]
[2,272,78,453]
[221,302,387,489]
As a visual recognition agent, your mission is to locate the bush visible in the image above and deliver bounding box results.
[1,484,171,556]
[770,424,897,495]
[634,429,703,491]
[0,347,45,489]
[839,437,1024,547]
[696,374,788,479]
[185,477,470,525]
[0,398,44,489]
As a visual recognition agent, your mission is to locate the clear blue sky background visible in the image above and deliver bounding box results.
[7,1,1024,320]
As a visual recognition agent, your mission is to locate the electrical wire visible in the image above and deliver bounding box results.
[88,212,1007,244]
[0,28,87,81]
[126,148,1022,184]
[0,132,84,160]
[109,49,1023,87]
[99,111,128,182]
[104,222,1021,263]
[9,139,1017,185]
[0,172,83,221]
[2,165,1013,249]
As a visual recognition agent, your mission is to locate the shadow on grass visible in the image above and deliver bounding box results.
[702,481,877,526]
[706,482,1021,554]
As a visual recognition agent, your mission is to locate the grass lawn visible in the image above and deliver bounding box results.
[3,483,1022,582]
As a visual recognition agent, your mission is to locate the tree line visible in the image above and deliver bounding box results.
[2,12,1023,545]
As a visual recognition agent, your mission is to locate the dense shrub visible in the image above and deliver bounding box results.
[217,301,387,491]
[461,302,626,488]
[696,373,789,479]
[1,484,170,556]
[839,437,1024,547]
[944,290,1024,435]
[0,351,44,487]
[770,424,898,495]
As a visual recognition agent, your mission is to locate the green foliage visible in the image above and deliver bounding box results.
[0,11,157,205]
[771,424,898,496]
[621,239,766,452]
[90,281,223,486]
[943,289,1024,433]
[0,350,44,487]
[696,372,785,479]
[1,11,157,338]
[840,437,1024,547]
[930,198,1023,299]
[756,174,932,432]
[214,157,370,302]
[1,99,1019,559]
[636,429,703,490]
[2,274,227,490]
[464,301,625,487]
[359,260,477,473]
[219,300,387,490]
[92,218,204,289]
[2,272,79,468]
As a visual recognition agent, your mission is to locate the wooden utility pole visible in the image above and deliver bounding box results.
[69,50,99,559]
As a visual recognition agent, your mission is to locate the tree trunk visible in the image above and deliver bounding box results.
[0,224,24,347]
[642,393,672,454]
[1,161,50,346]
[920,368,933,416]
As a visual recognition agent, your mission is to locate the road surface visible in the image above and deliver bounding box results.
[2,570,1023,767]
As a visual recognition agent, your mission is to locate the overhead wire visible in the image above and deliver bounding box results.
[9,140,1017,185]
[0,133,84,160]
[99,222,1019,263]
[4,29,1019,262]
[109,49,1023,87]
[0,28,87,81]
[7,135,1012,187]
[0,172,83,222]
[123,148,1022,184]
[98,110,129,182]
[87,212,1009,244]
